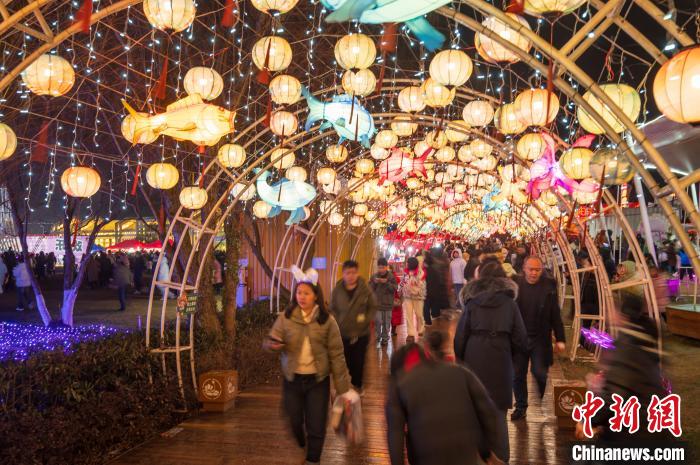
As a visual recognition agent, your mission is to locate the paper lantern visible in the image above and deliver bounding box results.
[589,148,634,186]
[365,210,378,221]
[328,211,344,225]
[21,54,75,96]
[353,203,369,217]
[426,130,449,149]
[0,123,17,161]
[572,179,600,205]
[514,88,559,126]
[60,167,101,198]
[577,83,641,134]
[217,144,246,168]
[323,179,342,195]
[375,130,398,149]
[269,74,302,105]
[334,33,376,70]
[435,147,456,163]
[356,158,375,174]
[458,145,476,163]
[146,163,179,189]
[470,139,493,158]
[350,215,365,227]
[370,144,390,160]
[473,155,497,171]
[183,67,223,101]
[462,100,495,127]
[539,190,558,206]
[653,46,700,125]
[143,0,196,32]
[516,133,546,161]
[524,0,586,15]
[495,103,526,135]
[475,14,532,64]
[326,145,348,163]
[405,177,422,190]
[251,0,299,14]
[559,147,593,180]
[269,111,298,137]
[397,86,426,113]
[316,167,337,185]
[412,141,430,158]
[179,186,208,209]
[285,166,308,182]
[231,183,256,201]
[270,147,295,169]
[252,36,293,72]
[446,120,470,143]
[253,200,273,218]
[421,78,456,108]
[429,50,473,88]
[391,115,418,136]
[341,69,376,97]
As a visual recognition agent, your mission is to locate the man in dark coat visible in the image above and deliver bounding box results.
[370,257,398,346]
[511,255,566,421]
[424,247,450,325]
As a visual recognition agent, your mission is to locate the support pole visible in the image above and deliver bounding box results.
[634,175,657,265]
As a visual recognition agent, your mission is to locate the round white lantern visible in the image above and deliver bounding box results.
[375,129,398,149]
[462,100,495,127]
[353,203,369,217]
[317,167,337,185]
[61,166,101,198]
[253,200,273,218]
[252,36,293,72]
[429,49,473,88]
[577,83,641,134]
[251,0,299,14]
[22,54,75,97]
[217,144,246,168]
[179,186,208,210]
[514,88,559,127]
[425,130,448,149]
[458,145,476,163]
[391,115,418,136]
[559,147,593,180]
[326,145,348,163]
[269,74,302,105]
[470,139,493,158]
[334,33,376,70]
[328,211,344,226]
[356,158,375,174]
[495,103,526,135]
[475,13,533,64]
[0,123,17,161]
[370,144,390,160]
[435,147,456,163]
[146,162,179,189]
[270,147,295,169]
[516,133,546,161]
[421,78,456,107]
[653,46,700,125]
[285,166,307,182]
[350,215,365,227]
[397,86,426,113]
[231,183,256,201]
[143,0,196,32]
[341,69,376,97]
[446,120,470,143]
[269,111,298,137]
[183,67,223,101]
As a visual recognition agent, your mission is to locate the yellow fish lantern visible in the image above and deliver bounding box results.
[121,94,235,146]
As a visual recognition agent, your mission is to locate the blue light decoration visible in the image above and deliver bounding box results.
[580,327,615,350]
[0,322,123,362]
[482,185,511,213]
[255,169,317,225]
[321,0,451,51]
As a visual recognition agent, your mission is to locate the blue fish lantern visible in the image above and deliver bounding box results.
[302,86,376,148]
[255,169,317,225]
[321,0,451,51]
[482,185,510,214]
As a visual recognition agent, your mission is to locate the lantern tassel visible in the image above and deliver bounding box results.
[30,122,50,164]
[75,0,93,34]
[155,54,169,101]
[72,217,80,248]
[376,23,397,93]
[565,200,578,232]
[130,164,141,196]
[264,93,272,127]
[505,0,524,14]
[158,201,166,235]
[221,0,238,28]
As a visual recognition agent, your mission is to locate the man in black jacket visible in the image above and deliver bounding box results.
[511,256,566,421]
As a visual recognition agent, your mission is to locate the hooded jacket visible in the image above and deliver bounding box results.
[370,270,398,312]
[330,277,378,338]
[455,277,527,409]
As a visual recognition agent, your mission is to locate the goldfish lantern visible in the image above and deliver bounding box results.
[462,100,495,127]
[285,166,308,182]
[325,144,348,163]
[458,145,476,163]
[60,166,101,198]
[146,162,179,189]
[375,130,398,149]
[183,67,223,101]
[21,54,75,96]
[589,148,634,186]
[341,69,376,97]
[356,158,375,174]
[217,144,246,168]
[316,167,337,185]
[328,211,344,225]
[446,120,470,143]
[653,46,700,125]
[435,147,456,163]
[559,147,593,180]
[350,215,365,227]
[470,139,493,158]
[269,74,302,105]
[524,0,586,15]
[495,103,526,135]
[353,203,369,216]
[269,111,298,137]
[516,133,546,161]
[252,36,293,73]
[398,86,427,113]
[577,83,641,134]
[231,183,256,201]
[429,50,473,89]
[514,88,559,127]
[253,200,273,218]
[391,115,418,136]
[179,186,208,209]
[370,144,390,160]
[143,0,196,31]
[475,14,532,64]
[270,147,295,170]
[251,0,299,14]
[421,78,456,107]
[406,177,422,190]
[334,33,376,70]
[0,123,17,160]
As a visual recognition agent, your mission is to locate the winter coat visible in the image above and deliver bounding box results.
[86,257,100,283]
[113,263,132,287]
[425,257,450,310]
[330,277,378,338]
[449,257,467,285]
[370,271,398,312]
[12,263,31,288]
[454,277,527,409]
[399,269,426,300]
[268,307,351,395]
[386,360,500,465]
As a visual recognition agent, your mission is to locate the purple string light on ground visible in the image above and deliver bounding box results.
[580,327,615,350]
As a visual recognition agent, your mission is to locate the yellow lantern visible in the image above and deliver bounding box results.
[317,167,337,185]
[350,215,365,227]
[269,110,298,137]
[183,67,223,101]
[21,54,75,97]
[217,144,246,168]
[577,83,641,134]
[572,179,600,205]
[325,145,348,163]
[495,103,526,135]
[0,123,17,161]
[270,147,295,169]
[516,133,546,161]
[231,183,256,201]
[179,186,208,210]
[143,0,196,32]
[60,166,101,198]
[462,100,495,127]
[253,200,273,218]
[473,155,497,171]
[429,49,473,88]
[589,148,634,186]
[328,211,344,226]
[470,139,493,158]
[341,69,376,97]
[559,147,593,180]
[285,166,307,182]
[323,179,342,195]
[406,177,423,190]
[375,129,398,149]
[425,130,448,149]
[356,158,375,174]
[435,147,456,163]
[269,74,302,105]
[653,46,700,125]
[334,33,376,70]
[524,0,586,15]
[475,13,532,64]
[421,78,456,107]
[353,203,369,217]
[458,145,476,163]
[251,0,299,14]
[446,120,470,143]
[252,36,293,72]
[365,210,378,221]
[514,88,559,126]
[370,144,390,160]
[391,115,418,136]
[146,162,179,189]
[397,86,426,113]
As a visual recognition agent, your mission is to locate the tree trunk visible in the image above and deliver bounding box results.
[241,212,290,300]
[223,214,241,338]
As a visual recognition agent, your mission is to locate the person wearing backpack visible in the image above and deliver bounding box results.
[399,257,426,343]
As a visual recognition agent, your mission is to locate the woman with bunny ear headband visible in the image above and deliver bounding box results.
[264,266,352,465]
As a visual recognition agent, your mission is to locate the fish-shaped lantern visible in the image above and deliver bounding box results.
[121,94,235,146]
[437,188,466,209]
[377,148,429,185]
[302,87,376,148]
[255,169,317,225]
[321,0,451,51]
[482,185,511,213]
